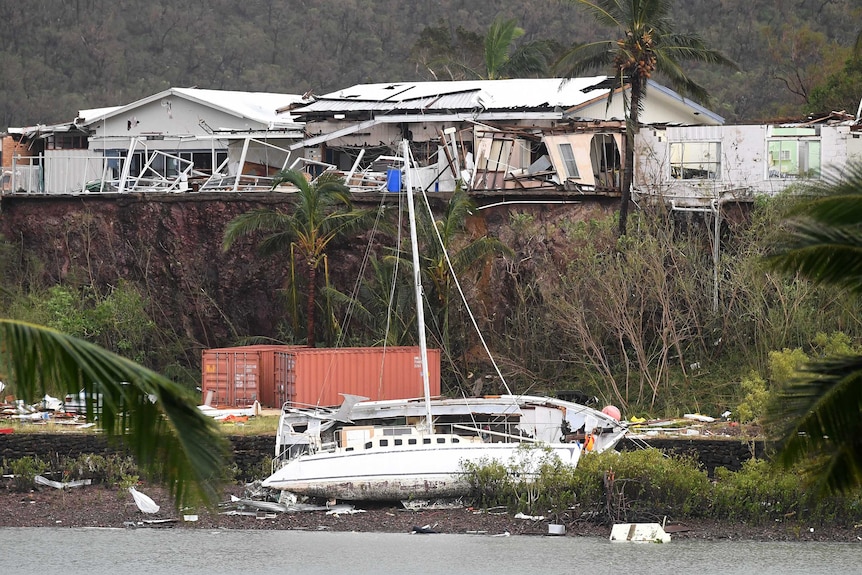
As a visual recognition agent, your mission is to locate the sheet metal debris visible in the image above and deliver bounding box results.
[34,475,92,489]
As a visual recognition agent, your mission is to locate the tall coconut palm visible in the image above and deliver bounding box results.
[0,319,228,507]
[222,170,368,347]
[556,0,734,236]
[766,162,862,493]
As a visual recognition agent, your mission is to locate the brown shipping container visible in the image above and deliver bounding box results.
[201,345,440,408]
[201,345,294,408]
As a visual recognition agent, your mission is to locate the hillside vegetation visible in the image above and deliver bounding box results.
[1,0,860,129]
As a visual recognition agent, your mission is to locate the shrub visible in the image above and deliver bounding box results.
[9,456,49,491]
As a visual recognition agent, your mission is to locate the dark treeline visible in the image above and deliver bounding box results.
[1,0,860,130]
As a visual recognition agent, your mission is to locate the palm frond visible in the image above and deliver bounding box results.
[483,16,523,79]
[767,163,862,294]
[222,208,294,251]
[451,236,514,275]
[554,41,616,79]
[767,355,862,493]
[567,0,624,28]
[0,319,229,507]
[767,221,862,294]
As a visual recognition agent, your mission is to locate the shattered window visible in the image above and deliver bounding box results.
[670,142,720,180]
[558,143,580,179]
[767,139,821,179]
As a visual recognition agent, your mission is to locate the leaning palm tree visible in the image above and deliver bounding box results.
[555,0,734,236]
[223,169,368,347]
[0,319,228,507]
[765,162,862,494]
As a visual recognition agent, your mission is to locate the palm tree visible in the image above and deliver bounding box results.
[0,319,228,507]
[412,188,513,355]
[415,16,553,81]
[766,162,862,493]
[555,0,734,236]
[223,170,368,347]
[480,16,553,80]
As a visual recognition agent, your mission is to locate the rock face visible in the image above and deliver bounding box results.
[0,192,614,357]
[0,192,299,348]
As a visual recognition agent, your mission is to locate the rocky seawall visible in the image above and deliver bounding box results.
[0,433,765,481]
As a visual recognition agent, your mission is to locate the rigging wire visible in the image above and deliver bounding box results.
[406,144,514,397]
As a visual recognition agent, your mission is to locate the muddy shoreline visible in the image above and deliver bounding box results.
[1,484,859,542]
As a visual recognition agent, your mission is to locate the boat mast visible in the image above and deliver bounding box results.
[402,139,434,432]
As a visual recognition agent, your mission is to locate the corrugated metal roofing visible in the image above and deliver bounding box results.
[296,77,611,114]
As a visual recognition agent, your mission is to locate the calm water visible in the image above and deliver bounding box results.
[2,527,861,575]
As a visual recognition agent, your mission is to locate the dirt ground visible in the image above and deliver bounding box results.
[1,482,860,542]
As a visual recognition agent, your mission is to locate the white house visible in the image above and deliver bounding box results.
[634,115,862,208]
[7,88,306,194]
[284,77,724,195]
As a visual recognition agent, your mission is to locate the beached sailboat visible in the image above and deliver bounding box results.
[261,141,626,501]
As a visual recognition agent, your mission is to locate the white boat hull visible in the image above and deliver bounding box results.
[263,441,581,500]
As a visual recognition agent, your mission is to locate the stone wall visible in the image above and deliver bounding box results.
[619,436,767,476]
[1,433,768,480]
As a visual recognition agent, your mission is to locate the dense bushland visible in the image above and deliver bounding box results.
[486,196,861,419]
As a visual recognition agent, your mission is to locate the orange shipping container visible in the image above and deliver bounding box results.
[202,345,440,408]
[201,345,295,408]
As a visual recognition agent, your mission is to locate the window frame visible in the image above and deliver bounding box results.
[669,141,721,180]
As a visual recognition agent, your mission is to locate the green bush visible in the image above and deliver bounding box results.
[464,448,862,526]
[61,454,139,485]
[8,456,50,491]
[712,458,862,525]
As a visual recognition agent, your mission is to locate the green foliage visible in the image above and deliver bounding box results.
[768,347,810,386]
[117,474,140,492]
[736,371,769,424]
[223,169,370,347]
[711,458,862,524]
[3,282,176,394]
[461,445,582,514]
[764,162,862,494]
[0,319,230,508]
[7,456,49,491]
[806,56,862,116]
[712,459,802,521]
[61,454,139,485]
[579,450,712,520]
[465,449,862,525]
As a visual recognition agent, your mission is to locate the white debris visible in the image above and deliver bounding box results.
[514,512,545,521]
[129,486,160,514]
[610,523,671,543]
[35,475,92,489]
[683,413,715,423]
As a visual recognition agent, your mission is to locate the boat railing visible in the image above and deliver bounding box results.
[450,423,543,444]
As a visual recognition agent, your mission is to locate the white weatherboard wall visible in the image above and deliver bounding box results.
[634,124,862,207]
[88,99,247,152]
